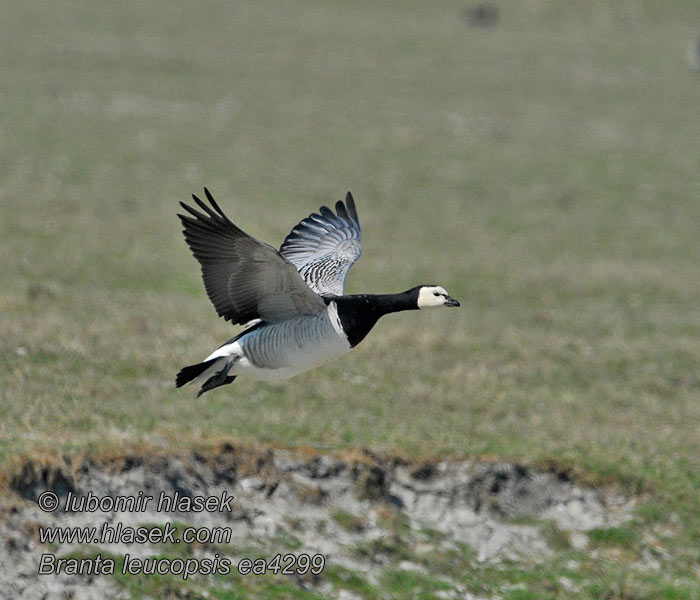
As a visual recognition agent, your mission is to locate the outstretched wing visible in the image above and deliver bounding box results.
[178,188,326,325]
[279,192,362,296]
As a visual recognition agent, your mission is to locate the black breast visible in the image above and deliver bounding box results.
[328,295,382,348]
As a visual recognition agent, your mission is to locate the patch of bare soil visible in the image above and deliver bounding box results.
[0,445,633,599]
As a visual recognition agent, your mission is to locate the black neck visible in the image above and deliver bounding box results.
[331,290,419,348]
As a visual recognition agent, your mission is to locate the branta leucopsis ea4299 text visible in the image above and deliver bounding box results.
[176,189,460,397]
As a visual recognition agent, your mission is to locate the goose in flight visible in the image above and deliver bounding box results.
[176,189,459,397]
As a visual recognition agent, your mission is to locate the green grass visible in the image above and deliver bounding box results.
[587,526,638,548]
[325,565,379,598]
[2,0,700,598]
[331,509,367,532]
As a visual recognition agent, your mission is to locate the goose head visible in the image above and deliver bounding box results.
[415,285,460,309]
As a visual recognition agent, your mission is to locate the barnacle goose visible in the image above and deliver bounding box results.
[176,189,460,397]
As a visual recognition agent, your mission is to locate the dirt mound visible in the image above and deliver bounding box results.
[0,445,633,599]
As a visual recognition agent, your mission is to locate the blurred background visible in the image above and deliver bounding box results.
[1,1,699,598]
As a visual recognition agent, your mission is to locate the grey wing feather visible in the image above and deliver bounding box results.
[178,188,326,325]
[279,192,362,295]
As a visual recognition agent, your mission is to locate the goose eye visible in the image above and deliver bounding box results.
[433,291,440,297]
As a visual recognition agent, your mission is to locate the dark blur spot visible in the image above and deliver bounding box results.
[26,282,56,301]
[556,189,575,208]
[463,3,499,28]
[411,462,436,480]
[387,494,405,509]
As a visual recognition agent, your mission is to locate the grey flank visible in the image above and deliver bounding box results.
[240,313,346,369]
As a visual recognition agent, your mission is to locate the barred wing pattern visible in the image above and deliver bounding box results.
[178,189,326,326]
[279,192,362,296]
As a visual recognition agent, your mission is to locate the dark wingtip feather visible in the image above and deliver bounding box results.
[182,189,229,226]
[179,200,206,220]
[190,193,213,216]
[334,199,348,221]
[203,187,218,211]
[345,191,359,225]
[203,187,234,224]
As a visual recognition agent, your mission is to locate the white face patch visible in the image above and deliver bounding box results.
[417,286,450,309]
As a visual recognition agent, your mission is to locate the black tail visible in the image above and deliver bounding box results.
[176,359,217,388]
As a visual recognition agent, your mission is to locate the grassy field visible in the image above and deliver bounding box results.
[2,0,700,598]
